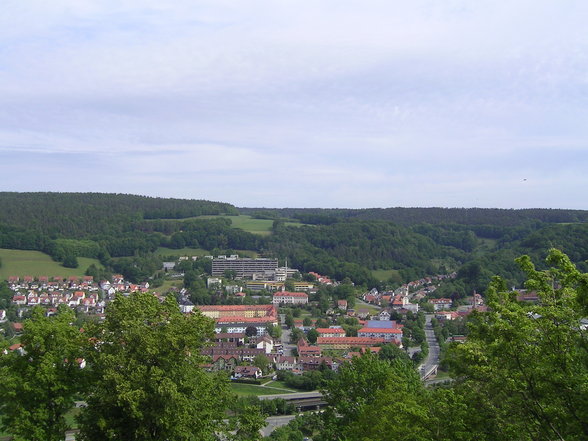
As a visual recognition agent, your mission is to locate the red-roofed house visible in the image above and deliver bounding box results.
[316,327,346,338]
[298,338,321,357]
[234,365,262,379]
[272,291,309,305]
[12,295,26,305]
[316,336,385,350]
[357,327,402,343]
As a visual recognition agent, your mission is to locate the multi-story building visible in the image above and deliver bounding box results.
[316,327,346,338]
[316,337,385,350]
[429,298,452,311]
[272,291,309,305]
[198,304,277,319]
[197,305,278,336]
[211,257,278,278]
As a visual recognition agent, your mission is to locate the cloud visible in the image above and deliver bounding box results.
[0,1,587,208]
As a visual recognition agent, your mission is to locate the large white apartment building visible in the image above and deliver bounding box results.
[211,257,278,278]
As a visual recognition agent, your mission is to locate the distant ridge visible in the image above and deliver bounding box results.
[0,192,238,236]
[238,206,588,227]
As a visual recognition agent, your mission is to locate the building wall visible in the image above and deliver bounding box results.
[212,258,278,278]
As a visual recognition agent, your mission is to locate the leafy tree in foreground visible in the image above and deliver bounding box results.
[77,292,230,441]
[0,306,85,441]
[448,248,588,441]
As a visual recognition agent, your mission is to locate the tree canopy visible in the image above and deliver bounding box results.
[76,292,230,441]
[0,306,86,441]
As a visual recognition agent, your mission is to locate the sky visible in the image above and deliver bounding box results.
[1,1,587,209]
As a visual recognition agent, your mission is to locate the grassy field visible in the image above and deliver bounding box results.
[200,215,275,235]
[151,279,184,294]
[155,247,210,257]
[230,382,295,397]
[0,249,103,280]
[153,214,305,236]
[371,269,401,282]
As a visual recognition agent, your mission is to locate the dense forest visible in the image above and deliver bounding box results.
[1,193,588,295]
[240,206,588,226]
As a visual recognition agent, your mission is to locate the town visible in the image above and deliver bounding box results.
[1,254,490,386]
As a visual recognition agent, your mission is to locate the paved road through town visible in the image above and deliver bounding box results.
[420,313,440,379]
[279,314,297,356]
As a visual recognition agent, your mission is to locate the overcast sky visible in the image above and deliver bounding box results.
[1,1,587,209]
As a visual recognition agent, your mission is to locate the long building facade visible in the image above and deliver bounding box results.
[211,257,278,278]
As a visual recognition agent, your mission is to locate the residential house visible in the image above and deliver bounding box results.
[275,355,298,371]
[210,354,238,372]
[429,298,452,311]
[256,335,274,354]
[297,338,321,357]
[234,366,262,379]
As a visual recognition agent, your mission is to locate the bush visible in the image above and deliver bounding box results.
[231,378,262,385]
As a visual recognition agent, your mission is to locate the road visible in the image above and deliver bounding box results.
[262,415,297,437]
[420,314,440,379]
[279,314,297,356]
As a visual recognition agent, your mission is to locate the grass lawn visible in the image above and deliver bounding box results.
[262,380,300,391]
[230,382,295,397]
[151,279,183,294]
[155,247,210,257]
[371,269,401,282]
[0,249,103,280]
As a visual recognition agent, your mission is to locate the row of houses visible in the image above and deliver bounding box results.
[7,275,150,316]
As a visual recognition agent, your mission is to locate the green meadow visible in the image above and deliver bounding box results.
[371,269,401,282]
[0,249,102,280]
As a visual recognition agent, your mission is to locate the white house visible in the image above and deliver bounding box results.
[272,291,308,305]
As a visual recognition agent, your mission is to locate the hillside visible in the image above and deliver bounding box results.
[0,192,238,237]
[1,193,588,292]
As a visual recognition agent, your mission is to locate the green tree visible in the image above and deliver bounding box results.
[285,313,295,329]
[307,328,319,344]
[0,306,85,441]
[245,326,258,337]
[232,406,266,441]
[77,292,230,441]
[62,253,79,268]
[267,324,283,339]
[290,328,304,344]
[319,353,422,440]
[447,249,588,441]
[302,316,312,327]
[253,354,271,374]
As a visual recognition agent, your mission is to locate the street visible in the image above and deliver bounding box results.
[420,313,441,379]
[262,415,297,437]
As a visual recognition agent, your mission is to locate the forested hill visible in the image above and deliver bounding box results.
[1,192,588,293]
[239,206,588,227]
[0,192,238,236]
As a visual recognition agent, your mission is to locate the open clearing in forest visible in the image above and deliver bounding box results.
[152,214,305,236]
[371,269,401,282]
[199,215,275,235]
[0,249,102,280]
[155,247,210,257]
